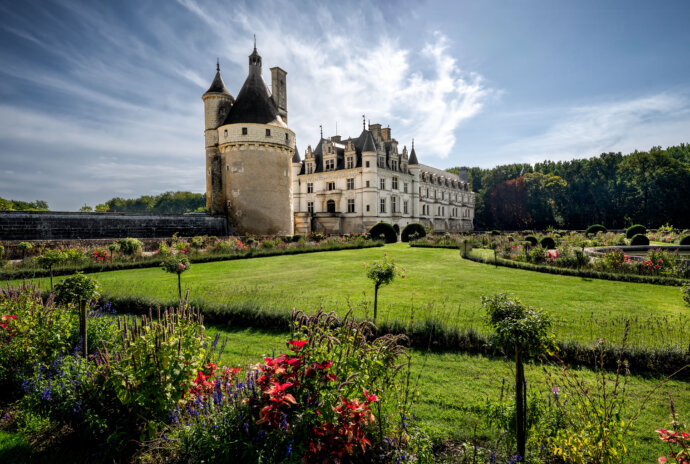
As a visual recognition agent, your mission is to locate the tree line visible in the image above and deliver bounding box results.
[0,198,50,211]
[448,143,690,230]
[89,191,206,214]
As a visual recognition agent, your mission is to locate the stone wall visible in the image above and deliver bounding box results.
[0,211,228,241]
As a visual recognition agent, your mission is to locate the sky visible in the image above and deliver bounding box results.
[1,0,689,210]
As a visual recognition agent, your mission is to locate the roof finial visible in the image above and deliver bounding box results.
[320,124,323,139]
[412,139,415,149]
[216,58,220,72]
[362,114,365,130]
[253,34,257,51]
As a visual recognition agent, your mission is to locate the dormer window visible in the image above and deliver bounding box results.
[346,157,354,169]
[307,163,313,174]
[325,159,335,171]
[391,160,398,171]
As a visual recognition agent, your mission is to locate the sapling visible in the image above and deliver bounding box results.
[365,254,404,323]
[482,293,552,461]
[107,242,119,261]
[55,272,100,358]
[161,254,191,301]
[36,249,66,292]
[17,241,32,260]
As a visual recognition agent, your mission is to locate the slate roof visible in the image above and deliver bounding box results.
[408,146,419,165]
[204,70,232,96]
[292,145,301,163]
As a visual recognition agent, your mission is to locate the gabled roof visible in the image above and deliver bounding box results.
[204,70,232,96]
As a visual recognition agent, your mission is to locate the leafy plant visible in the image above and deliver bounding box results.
[161,255,191,300]
[682,285,690,307]
[630,233,650,246]
[585,224,607,236]
[107,242,120,260]
[54,273,100,357]
[117,237,142,256]
[482,293,553,462]
[401,223,426,242]
[36,249,66,291]
[365,254,405,322]
[17,242,32,259]
[626,224,646,239]
[369,222,398,243]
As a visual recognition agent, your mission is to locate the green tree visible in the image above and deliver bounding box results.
[54,273,100,358]
[36,249,67,292]
[79,204,93,212]
[161,255,191,301]
[17,242,32,260]
[482,293,552,461]
[365,254,404,323]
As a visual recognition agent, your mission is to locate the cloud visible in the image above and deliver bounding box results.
[503,93,690,164]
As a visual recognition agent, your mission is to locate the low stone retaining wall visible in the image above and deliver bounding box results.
[0,211,228,242]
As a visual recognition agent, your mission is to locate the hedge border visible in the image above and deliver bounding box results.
[464,250,688,287]
[0,241,384,281]
[102,292,690,379]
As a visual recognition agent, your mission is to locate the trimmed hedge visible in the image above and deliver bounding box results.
[100,291,690,379]
[401,223,426,242]
[524,235,538,246]
[540,236,556,249]
[464,250,686,286]
[0,241,384,281]
[585,224,607,236]
[680,235,690,246]
[626,224,646,239]
[368,222,398,243]
[630,234,650,246]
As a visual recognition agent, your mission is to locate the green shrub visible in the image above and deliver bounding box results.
[524,235,538,246]
[585,224,607,236]
[117,237,143,256]
[17,242,32,259]
[626,224,646,239]
[630,234,650,246]
[682,285,690,306]
[540,236,556,249]
[527,246,547,264]
[54,272,100,306]
[679,235,690,246]
[368,222,397,243]
[190,236,205,249]
[401,223,426,242]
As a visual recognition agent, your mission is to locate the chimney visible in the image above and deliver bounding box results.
[381,127,391,141]
[270,67,288,125]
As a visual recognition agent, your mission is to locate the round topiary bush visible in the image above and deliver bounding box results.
[585,224,607,236]
[369,222,398,243]
[630,234,649,246]
[679,235,690,246]
[540,236,556,249]
[524,235,538,246]
[401,223,426,242]
[626,224,646,239]
[117,237,143,256]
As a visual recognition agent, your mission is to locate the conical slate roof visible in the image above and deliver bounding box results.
[360,131,377,152]
[408,143,419,165]
[292,145,301,163]
[204,70,232,96]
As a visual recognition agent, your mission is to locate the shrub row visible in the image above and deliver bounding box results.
[463,251,688,286]
[103,292,690,379]
[0,241,384,281]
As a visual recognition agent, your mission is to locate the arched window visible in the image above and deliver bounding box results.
[327,200,336,213]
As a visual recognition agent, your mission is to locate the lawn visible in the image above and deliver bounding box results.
[206,325,690,464]
[15,243,689,349]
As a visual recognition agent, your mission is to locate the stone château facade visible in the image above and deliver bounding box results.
[203,45,295,235]
[203,45,474,236]
[292,124,474,235]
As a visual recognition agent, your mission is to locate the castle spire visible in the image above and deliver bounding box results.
[362,114,365,130]
[216,58,219,72]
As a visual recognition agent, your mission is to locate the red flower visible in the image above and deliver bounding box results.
[287,340,308,351]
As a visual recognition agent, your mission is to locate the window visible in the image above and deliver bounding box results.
[265,128,271,137]
[380,198,386,213]
[379,178,386,190]
[327,182,336,191]
[307,201,314,214]
[325,159,335,171]
[242,127,248,135]
[391,196,397,213]
[404,183,408,193]
[366,180,370,187]
[366,161,370,168]
[307,163,313,174]
[224,129,228,137]
[442,191,444,200]
[392,176,398,190]
[403,200,408,214]
[392,160,398,170]
[347,199,355,213]
[346,157,354,169]
[307,183,313,193]
[426,188,429,197]
[378,157,385,168]
[366,205,370,212]
[285,133,289,142]
[327,200,336,213]
[346,178,354,190]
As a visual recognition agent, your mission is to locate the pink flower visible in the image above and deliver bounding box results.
[178,263,186,270]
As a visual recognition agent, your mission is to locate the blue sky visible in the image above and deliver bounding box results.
[1,0,689,210]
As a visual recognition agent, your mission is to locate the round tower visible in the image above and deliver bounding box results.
[215,45,296,235]
[202,60,234,215]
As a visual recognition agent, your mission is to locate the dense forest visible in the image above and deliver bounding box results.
[448,143,690,230]
[0,198,49,211]
[93,191,205,214]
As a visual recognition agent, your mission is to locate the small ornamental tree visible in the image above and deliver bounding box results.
[36,249,66,292]
[17,241,32,259]
[107,242,120,261]
[55,272,100,358]
[161,255,191,301]
[682,285,690,307]
[364,254,404,322]
[482,293,552,462]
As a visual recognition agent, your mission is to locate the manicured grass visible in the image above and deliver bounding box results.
[0,431,33,463]
[206,325,690,464]
[14,243,689,349]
